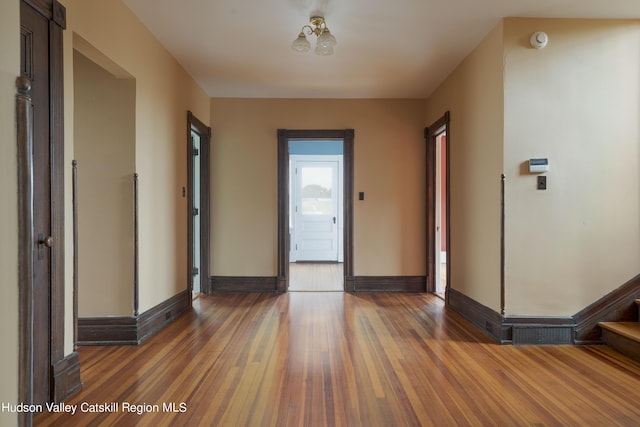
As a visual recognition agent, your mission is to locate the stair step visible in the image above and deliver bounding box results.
[600,322,640,341]
[600,322,640,363]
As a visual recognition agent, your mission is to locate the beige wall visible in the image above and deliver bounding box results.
[74,50,136,316]
[503,18,640,315]
[210,98,427,277]
[426,18,640,316]
[425,23,505,311]
[0,1,20,424]
[62,0,210,326]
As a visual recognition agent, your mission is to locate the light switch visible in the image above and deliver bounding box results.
[537,176,547,190]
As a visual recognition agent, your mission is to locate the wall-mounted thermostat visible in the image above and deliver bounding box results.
[529,158,549,173]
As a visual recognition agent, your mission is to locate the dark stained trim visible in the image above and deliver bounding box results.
[72,160,78,350]
[16,75,36,427]
[424,112,450,299]
[48,0,66,393]
[500,174,505,316]
[351,276,426,292]
[133,173,139,316]
[574,274,640,344]
[19,0,67,420]
[51,352,81,402]
[448,288,505,342]
[276,130,289,292]
[277,129,355,292]
[77,316,138,346]
[210,276,279,293]
[137,290,191,343]
[77,290,191,346]
[449,278,640,345]
[449,288,576,344]
[187,111,212,296]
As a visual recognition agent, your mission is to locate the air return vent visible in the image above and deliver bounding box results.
[512,326,573,345]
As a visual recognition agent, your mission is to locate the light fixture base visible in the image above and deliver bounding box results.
[309,16,325,27]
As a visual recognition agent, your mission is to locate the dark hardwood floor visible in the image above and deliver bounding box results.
[36,293,640,426]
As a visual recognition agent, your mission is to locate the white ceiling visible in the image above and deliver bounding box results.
[122,0,640,99]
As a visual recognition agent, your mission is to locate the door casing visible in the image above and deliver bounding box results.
[18,0,67,421]
[425,112,451,299]
[187,111,211,295]
[277,129,354,291]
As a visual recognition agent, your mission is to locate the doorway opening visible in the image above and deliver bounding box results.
[187,112,211,297]
[426,113,450,301]
[434,132,448,298]
[289,143,344,291]
[277,130,354,292]
[73,47,136,320]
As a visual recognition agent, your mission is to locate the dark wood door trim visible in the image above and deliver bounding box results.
[19,0,70,422]
[425,112,450,297]
[16,75,36,427]
[277,129,354,292]
[187,111,212,295]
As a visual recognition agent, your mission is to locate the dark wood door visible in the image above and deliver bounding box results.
[21,1,53,405]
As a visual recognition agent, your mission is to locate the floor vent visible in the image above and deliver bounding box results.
[512,326,573,345]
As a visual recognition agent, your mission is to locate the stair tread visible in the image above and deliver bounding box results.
[600,322,640,342]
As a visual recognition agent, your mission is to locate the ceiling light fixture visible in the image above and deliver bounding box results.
[292,16,337,56]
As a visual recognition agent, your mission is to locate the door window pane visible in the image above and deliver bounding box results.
[301,167,332,215]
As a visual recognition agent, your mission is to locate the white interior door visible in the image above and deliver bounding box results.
[292,158,340,261]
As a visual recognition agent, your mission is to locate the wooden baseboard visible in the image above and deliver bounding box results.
[52,351,82,402]
[138,290,191,342]
[350,276,426,292]
[77,316,138,345]
[449,275,640,345]
[209,276,279,293]
[78,290,191,346]
[448,288,504,342]
[208,275,425,293]
[448,289,574,344]
[574,274,640,344]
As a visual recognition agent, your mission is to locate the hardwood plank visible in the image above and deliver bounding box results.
[600,322,640,342]
[35,293,640,426]
[288,262,344,291]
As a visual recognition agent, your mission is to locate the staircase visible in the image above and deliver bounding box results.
[600,299,640,363]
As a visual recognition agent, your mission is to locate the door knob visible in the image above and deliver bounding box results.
[39,235,54,248]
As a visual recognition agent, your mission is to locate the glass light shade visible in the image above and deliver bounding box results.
[291,33,311,52]
[317,29,337,48]
[315,43,334,56]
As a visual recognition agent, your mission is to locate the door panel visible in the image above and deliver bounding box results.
[21,1,52,405]
[294,160,339,261]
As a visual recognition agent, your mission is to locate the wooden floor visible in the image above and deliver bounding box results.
[36,293,640,426]
[288,262,344,291]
